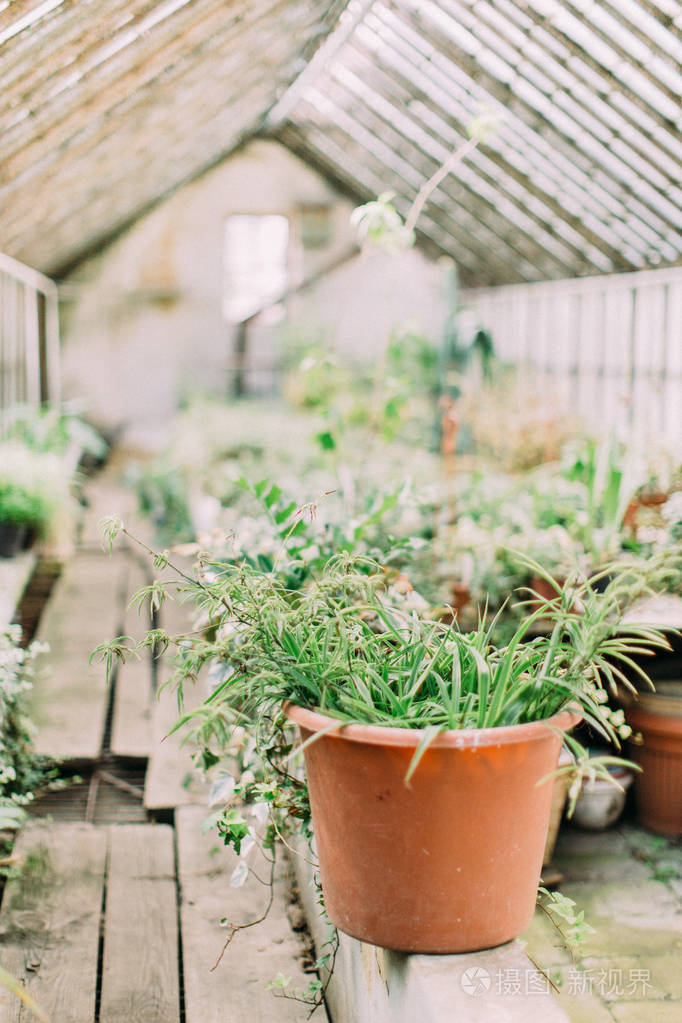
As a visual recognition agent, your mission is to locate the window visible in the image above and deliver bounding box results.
[223,214,289,323]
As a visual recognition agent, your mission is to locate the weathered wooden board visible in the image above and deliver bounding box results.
[110,649,154,759]
[0,821,106,1023]
[144,576,208,811]
[110,558,154,759]
[176,805,319,1023]
[143,665,208,812]
[99,824,180,1023]
[30,552,128,761]
[77,459,154,553]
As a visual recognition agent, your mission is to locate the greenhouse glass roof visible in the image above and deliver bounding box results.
[1,0,680,284]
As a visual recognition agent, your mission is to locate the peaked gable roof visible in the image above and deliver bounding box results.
[1,0,680,284]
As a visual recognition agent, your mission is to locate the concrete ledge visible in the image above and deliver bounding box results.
[0,550,36,628]
[291,844,570,1023]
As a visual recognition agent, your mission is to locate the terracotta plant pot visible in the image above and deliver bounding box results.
[638,491,668,508]
[543,749,572,865]
[451,580,470,614]
[624,491,668,538]
[624,682,682,837]
[530,574,564,606]
[286,703,579,953]
[438,581,471,626]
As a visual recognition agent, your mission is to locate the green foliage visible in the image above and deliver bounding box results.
[3,404,107,461]
[102,524,671,770]
[537,887,595,960]
[216,808,251,854]
[0,442,74,537]
[89,635,140,679]
[224,476,418,591]
[284,344,350,412]
[0,627,55,822]
[549,732,638,818]
[0,484,50,532]
[132,461,194,545]
[98,514,124,554]
[634,834,682,884]
[563,437,640,562]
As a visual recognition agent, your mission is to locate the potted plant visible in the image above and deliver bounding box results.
[569,754,634,830]
[0,441,76,556]
[614,509,682,836]
[0,454,50,557]
[513,523,587,606]
[621,679,682,837]
[97,517,670,955]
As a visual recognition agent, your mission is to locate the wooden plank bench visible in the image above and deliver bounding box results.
[144,571,209,813]
[100,825,180,1023]
[29,551,129,762]
[0,817,323,1023]
[177,805,318,1023]
[0,821,106,1023]
[110,556,154,761]
[30,551,128,762]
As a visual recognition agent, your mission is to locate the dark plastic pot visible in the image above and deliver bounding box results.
[0,522,28,558]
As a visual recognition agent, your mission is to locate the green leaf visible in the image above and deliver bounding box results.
[316,430,336,451]
[264,484,282,509]
[405,724,441,784]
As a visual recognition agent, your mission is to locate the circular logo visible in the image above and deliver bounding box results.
[460,966,491,996]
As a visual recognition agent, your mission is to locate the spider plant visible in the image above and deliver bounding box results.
[93,517,678,950]
[97,516,673,762]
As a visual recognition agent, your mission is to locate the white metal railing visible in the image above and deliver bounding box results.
[463,264,682,447]
[0,251,60,432]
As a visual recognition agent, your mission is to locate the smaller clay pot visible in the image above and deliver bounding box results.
[638,491,668,507]
[530,574,564,606]
[623,499,639,533]
[571,768,633,831]
[451,580,470,614]
[624,492,668,539]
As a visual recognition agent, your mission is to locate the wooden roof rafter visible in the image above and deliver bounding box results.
[299,89,546,281]
[0,0,347,273]
[383,1,681,250]
[0,0,680,284]
[330,45,611,273]
[272,0,682,281]
[278,118,503,285]
[349,11,652,264]
[457,0,682,196]
[316,62,581,278]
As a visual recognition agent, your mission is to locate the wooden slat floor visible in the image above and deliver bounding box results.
[0,464,321,1023]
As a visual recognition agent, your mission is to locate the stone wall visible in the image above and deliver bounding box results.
[60,139,446,447]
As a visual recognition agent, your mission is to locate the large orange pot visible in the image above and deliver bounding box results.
[286,703,579,953]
